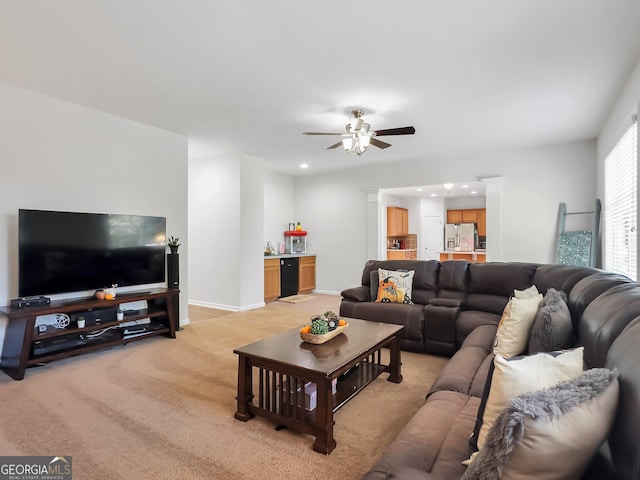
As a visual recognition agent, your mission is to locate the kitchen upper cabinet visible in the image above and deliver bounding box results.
[447,210,463,224]
[447,208,486,230]
[298,256,316,293]
[462,209,478,223]
[264,258,280,302]
[387,207,409,236]
[477,208,487,236]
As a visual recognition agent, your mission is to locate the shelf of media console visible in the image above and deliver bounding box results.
[33,308,166,340]
[0,288,178,380]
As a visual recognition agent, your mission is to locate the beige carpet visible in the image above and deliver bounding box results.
[0,295,448,480]
[276,294,317,303]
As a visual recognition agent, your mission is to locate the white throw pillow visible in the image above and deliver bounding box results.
[472,347,584,461]
[513,285,539,299]
[493,293,543,358]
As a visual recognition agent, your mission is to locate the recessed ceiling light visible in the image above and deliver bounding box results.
[462,184,469,188]
[443,183,453,189]
[471,190,477,194]
[416,188,423,192]
[300,163,309,169]
[430,193,437,197]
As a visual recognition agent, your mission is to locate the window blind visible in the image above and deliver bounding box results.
[604,119,638,280]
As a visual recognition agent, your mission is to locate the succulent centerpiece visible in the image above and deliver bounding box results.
[300,311,348,344]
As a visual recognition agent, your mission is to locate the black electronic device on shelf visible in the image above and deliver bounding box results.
[32,334,87,357]
[10,296,51,308]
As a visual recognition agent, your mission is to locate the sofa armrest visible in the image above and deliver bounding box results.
[423,302,461,356]
[428,298,462,308]
[340,285,371,302]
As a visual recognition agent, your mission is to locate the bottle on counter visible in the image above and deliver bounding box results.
[296,222,302,231]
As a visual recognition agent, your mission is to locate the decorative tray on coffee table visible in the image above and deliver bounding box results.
[300,322,349,344]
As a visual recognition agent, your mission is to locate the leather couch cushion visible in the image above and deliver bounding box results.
[468,262,538,296]
[455,310,502,346]
[338,301,425,341]
[363,390,480,480]
[580,283,640,367]
[603,317,640,479]
[428,324,496,398]
[532,264,599,296]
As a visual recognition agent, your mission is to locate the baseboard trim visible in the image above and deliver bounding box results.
[187,299,265,312]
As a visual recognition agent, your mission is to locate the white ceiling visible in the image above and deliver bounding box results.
[1,1,639,176]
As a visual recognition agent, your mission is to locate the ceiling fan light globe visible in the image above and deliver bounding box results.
[349,117,364,132]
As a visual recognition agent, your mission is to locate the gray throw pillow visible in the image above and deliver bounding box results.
[462,368,619,480]
[528,288,573,354]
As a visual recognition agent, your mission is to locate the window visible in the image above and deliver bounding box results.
[604,117,638,280]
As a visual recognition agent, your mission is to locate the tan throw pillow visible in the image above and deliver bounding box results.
[375,268,414,304]
[462,368,619,480]
[493,293,543,358]
[470,347,584,462]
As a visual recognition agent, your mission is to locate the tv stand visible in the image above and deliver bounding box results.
[0,288,178,380]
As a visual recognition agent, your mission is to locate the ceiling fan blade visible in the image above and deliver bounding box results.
[302,132,343,136]
[373,126,416,136]
[370,137,392,149]
[326,141,343,150]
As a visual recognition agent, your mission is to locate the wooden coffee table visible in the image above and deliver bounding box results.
[234,318,403,454]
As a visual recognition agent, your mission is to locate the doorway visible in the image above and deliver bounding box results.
[421,215,442,261]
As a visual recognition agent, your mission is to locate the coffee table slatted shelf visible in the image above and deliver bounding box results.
[234,318,403,454]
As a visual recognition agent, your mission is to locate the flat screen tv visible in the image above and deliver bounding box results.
[19,209,167,297]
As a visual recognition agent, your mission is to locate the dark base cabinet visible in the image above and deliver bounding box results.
[0,288,179,380]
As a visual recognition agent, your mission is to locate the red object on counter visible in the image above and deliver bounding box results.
[284,230,308,237]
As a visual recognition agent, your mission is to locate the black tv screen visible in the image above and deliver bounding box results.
[19,209,167,297]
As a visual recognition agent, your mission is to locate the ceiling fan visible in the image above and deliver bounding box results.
[303,109,416,156]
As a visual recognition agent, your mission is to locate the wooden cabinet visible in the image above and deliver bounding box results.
[264,258,281,302]
[264,255,316,301]
[477,209,487,236]
[298,256,316,293]
[447,208,486,236]
[387,207,408,236]
[462,209,478,223]
[447,210,463,224]
[0,288,178,381]
[387,250,417,260]
[439,252,486,263]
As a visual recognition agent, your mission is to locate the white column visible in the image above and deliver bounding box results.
[481,177,505,262]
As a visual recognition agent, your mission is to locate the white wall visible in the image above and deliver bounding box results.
[445,196,486,210]
[188,154,264,311]
[295,140,597,293]
[264,170,295,252]
[0,82,189,352]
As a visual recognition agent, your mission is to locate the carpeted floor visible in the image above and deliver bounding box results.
[0,295,448,480]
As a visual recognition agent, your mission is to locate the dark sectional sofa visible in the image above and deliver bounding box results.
[339,260,640,480]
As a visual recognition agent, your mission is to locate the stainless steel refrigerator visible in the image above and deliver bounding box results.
[445,223,477,251]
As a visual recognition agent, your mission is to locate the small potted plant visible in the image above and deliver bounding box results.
[168,236,180,254]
